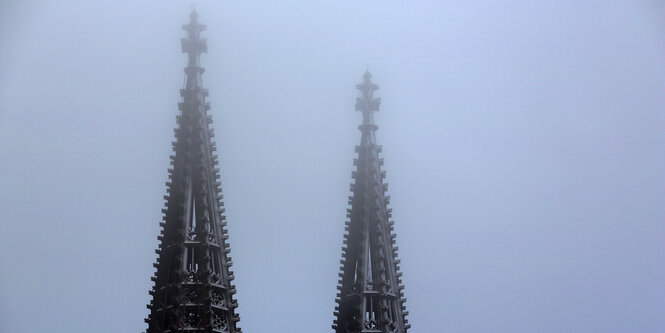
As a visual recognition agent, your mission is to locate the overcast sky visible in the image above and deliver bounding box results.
[1,1,664,332]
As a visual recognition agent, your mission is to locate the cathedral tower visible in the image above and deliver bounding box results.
[333,72,410,333]
[145,11,241,333]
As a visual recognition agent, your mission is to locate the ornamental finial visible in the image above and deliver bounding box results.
[355,71,381,124]
[182,10,207,66]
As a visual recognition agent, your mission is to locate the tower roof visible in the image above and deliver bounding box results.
[333,72,410,332]
[145,12,241,333]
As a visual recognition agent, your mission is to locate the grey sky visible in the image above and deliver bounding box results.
[1,1,664,332]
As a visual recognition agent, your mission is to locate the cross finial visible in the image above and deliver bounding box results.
[357,70,378,99]
[355,71,381,124]
[182,10,207,66]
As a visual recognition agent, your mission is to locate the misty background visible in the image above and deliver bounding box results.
[1,1,664,332]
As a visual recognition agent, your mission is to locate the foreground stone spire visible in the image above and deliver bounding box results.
[145,11,241,333]
[333,72,410,332]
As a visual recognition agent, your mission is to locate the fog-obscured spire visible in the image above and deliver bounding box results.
[333,72,410,332]
[145,11,242,333]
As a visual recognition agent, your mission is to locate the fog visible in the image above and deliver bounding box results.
[1,1,664,332]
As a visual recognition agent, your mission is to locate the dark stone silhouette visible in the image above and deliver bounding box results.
[145,11,241,333]
[333,72,410,333]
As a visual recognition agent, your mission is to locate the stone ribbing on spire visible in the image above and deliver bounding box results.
[333,72,410,333]
[145,11,241,333]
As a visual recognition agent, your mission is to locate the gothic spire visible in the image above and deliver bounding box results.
[145,11,241,333]
[333,72,410,332]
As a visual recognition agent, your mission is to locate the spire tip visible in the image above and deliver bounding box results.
[355,70,380,119]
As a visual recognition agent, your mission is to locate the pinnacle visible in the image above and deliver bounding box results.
[334,73,408,332]
[146,11,240,333]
